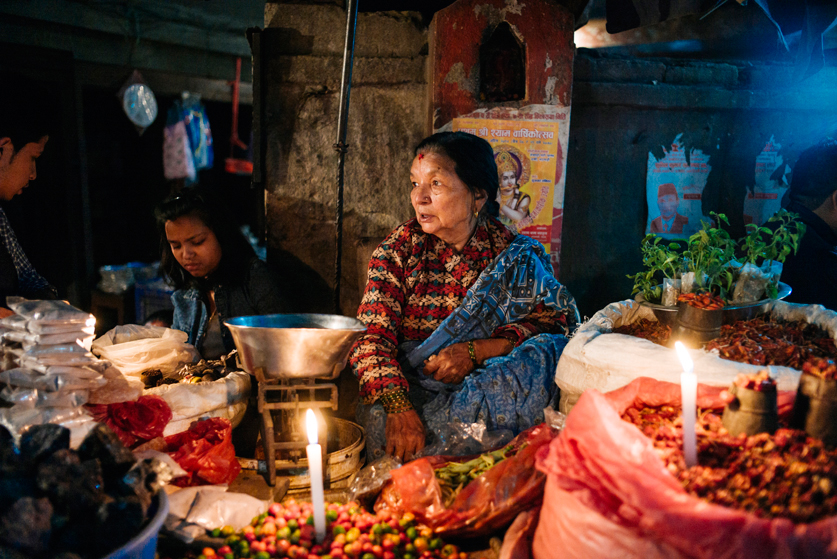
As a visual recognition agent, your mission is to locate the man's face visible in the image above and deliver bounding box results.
[0,136,48,202]
[658,193,678,220]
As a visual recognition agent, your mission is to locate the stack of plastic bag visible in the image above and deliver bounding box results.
[0,298,104,445]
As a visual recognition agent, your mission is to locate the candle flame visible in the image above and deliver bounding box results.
[674,341,694,373]
[306,409,318,445]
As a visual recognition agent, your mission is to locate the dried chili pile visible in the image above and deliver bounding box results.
[612,319,671,345]
[705,318,837,368]
[621,406,837,523]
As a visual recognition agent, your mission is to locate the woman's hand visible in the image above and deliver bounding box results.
[424,338,516,384]
[423,342,473,384]
[386,410,425,461]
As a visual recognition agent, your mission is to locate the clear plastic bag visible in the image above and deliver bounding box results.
[0,386,89,408]
[417,420,514,458]
[20,343,97,366]
[347,455,402,506]
[0,405,87,443]
[661,278,681,307]
[4,328,95,346]
[0,367,107,391]
[25,362,106,379]
[6,297,95,324]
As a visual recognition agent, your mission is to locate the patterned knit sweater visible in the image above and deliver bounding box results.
[349,215,570,404]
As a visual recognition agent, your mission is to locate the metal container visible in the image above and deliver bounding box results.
[791,372,837,447]
[721,383,778,437]
[224,314,366,380]
[239,417,365,490]
[671,302,724,345]
[636,282,792,328]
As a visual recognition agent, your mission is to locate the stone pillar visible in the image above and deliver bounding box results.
[260,3,428,315]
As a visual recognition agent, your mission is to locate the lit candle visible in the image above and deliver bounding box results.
[305,409,327,543]
[674,341,698,468]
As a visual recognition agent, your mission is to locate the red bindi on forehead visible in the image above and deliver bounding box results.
[418,153,424,160]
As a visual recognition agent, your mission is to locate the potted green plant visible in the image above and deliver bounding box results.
[629,234,683,304]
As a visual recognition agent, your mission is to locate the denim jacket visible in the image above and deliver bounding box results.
[171,257,287,355]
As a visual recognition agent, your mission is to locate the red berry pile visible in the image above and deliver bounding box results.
[678,292,725,309]
[202,500,464,559]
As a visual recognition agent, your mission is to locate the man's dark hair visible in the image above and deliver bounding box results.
[414,132,501,218]
[0,76,51,150]
[789,138,837,211]
[154,187,256,290]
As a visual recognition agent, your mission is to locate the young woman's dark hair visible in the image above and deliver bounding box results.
[154,187,255,290]
[415,132,501,218]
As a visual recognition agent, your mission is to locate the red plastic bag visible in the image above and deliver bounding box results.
[164,417,240,487]
[533,377,837,559]
[375,424,558,538]
[86,395,172,447]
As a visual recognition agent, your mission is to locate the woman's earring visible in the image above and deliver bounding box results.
[473,209,479,218]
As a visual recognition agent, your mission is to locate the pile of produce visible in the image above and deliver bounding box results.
[704,318,837,368]
[630,210,805,305]
[802,356,837,380]
[621,399,837,523]
[677,292,725,309]
[433,446,511,507]
[612,318,672,345]
[199,499,463,559]
[0,423,169,558]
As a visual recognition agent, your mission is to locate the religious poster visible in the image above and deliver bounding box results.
[646,134,712,239]
[452,106,570,275]
[743,136,791,226]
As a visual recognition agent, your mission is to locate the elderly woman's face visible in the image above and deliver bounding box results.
[410,152,482,248]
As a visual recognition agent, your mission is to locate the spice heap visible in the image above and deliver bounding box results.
[677,292,725,310]
[612,319,672,345]
[803,357,837,380]
[202,499,462,559]
[732,370,776,391]
[705,318,837,368]
[621,405,837,523]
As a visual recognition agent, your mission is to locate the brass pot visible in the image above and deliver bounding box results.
[721,383,778,437]
[791,372,837,447]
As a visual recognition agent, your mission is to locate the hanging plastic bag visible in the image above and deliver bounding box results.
[118,70,158,135]
[91,325,199,377]
[179,93,214,171]
[163,117,197,181]
[164,417,241,487]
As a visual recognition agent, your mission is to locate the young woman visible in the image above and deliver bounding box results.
[155,188,287,359]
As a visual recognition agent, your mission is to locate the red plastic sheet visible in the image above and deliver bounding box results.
[533,377,837,559]
[87,394,172,447]
[164,417,241,487]
[375,424,557,538]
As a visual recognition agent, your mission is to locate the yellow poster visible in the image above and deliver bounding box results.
[452,117,563,254]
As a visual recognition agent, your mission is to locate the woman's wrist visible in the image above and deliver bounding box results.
[379,390,414,414]
[470,338,515,366]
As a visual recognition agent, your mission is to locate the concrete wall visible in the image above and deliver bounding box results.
[261,4,428,315]
[564,54,837,317]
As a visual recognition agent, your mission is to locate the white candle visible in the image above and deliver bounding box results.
[674,341,698,468]
[305,409,327,543]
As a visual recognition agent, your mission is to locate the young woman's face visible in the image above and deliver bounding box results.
[165,214,223,279]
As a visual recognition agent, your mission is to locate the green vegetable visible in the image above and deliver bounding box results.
[628,234,683,303]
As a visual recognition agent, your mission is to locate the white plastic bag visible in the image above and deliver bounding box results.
[553,299,822,414]
[6,297,95,324]
[92,325,199,377]
[145,370,250,425]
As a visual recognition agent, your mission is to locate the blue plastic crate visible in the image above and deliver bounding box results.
[134,279,175,324]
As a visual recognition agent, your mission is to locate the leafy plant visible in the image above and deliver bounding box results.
[628,234,683,303]
[685,213,737,299]
[741,209,807,265]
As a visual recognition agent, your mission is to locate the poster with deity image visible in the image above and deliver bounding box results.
[646,133,712,239]
[452,111,567,263]
[743,135,791,226]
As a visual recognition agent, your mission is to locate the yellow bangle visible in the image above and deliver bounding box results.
[379,390,413,414]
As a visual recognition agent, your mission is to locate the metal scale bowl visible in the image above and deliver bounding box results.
[225,314,367,487]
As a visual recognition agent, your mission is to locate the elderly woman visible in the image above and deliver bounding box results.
[350,132,579,461]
